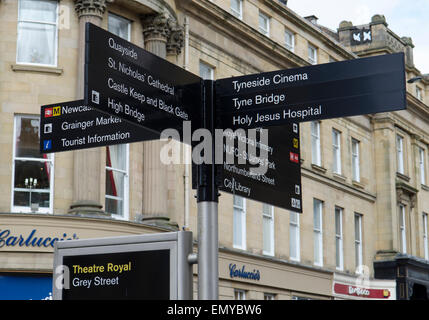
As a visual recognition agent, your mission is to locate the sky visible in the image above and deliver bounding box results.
[288,0,429,74]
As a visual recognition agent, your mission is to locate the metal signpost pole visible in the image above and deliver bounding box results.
[197,80,219,300]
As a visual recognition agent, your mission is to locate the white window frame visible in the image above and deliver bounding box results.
[11,115,55,214]
[419,147,426,185]
[416,86,423,101]
[311,121,321,166]
[308,44,317,65]
[332,129,342,174]
[284,28,295,52]
[108,12,131,41]
[264,293,275,300]
[258,11,270,37]
[399,205,407,254]
[313,199,323,267]
[233,196,246,250]
[289,211,300,261]
[16,0,59,67]
[423,213,428,260]
[335,207,344,270]
[352,138,360,182]
[396,134,404,174]
[234,289,246,300]
[230,0,243,19]
[199,61,214,80]
[105,144,129,220]
[262,204,275,256]
[355,213,363,274]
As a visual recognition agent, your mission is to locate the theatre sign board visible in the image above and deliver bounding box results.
[53,231,193,300]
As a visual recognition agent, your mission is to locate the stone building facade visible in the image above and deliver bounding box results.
[0,0,427,300]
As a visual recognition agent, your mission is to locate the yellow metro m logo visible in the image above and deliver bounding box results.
[53,106,61,116]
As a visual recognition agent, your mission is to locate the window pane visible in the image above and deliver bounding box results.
[15,117,44,158]
[420,148,425,184]
[233,208,243,247]
[20,0,57,23]
[108,13,130,40]
[13,191,50,208]
[311,121,319,136]
[263,215,272,254]
[290,225,298,258]
[352,139,360,181]
[17,22,55,65]
[231,0,242,17]
[233,195,243,208]
[14,160,51,209]
[105,144,128,217]
[14,160,51,190]
[311,122,321,165]
[259,15,266,28]
[105,169,125,198]
[354,215,360,241]
[336,237,341,267]
[262,204,272,216]
[199,62,213,80]
[106,145,126,171]
[105,197,123,216]
[314,233,321,263]
[333,130,341,173]
[234,290,245,300]
[424,214,428,260]
[313,200,321,229]
[285,30,294,50]
[308,45,317,64]
[264,293,275,300]
[335,208,341,235]
[259,13,269,35]
[313,200,322,265]
[290,211,298,224]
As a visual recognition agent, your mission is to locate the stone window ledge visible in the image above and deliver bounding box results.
[421,184,429,192]
[332,172,347,182]
[311,163,327,174]
[396,172,411,183]
[11,64,63,75]
[352,180,365,189]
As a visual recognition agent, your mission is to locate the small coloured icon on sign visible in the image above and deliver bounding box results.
[91,90,100,104]
[44,108,53,118]
[53,106,61,116]
[291,198,301,209]
[43,140,52,151]
[293,123,298,133]
[289,152,299,163]
[293,138,299,149]
[44,123,52,134]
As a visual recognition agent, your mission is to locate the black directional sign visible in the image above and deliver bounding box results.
[40,100,158,153]
[216,53,406,129]
[84,23,202,140]
[218,123,302,212]
[62,250,170,300]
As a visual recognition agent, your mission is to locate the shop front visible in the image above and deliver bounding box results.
[215,248,334,300]
[332,273,396,300]
[374,254,429,300]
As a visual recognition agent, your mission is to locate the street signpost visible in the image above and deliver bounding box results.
[40,100,158,153]
[53,231,193,300]
[84,23,202,139]
[44,22,407,300]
